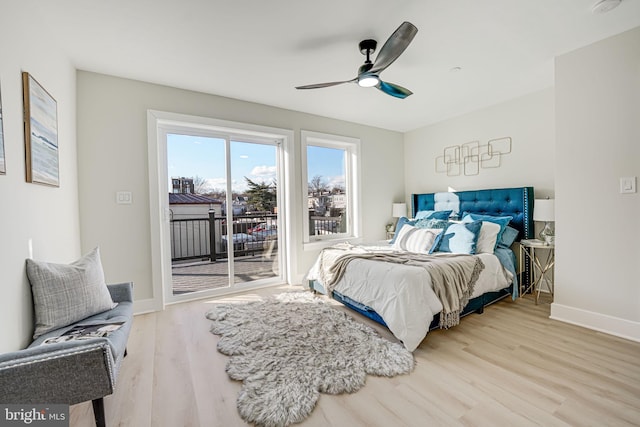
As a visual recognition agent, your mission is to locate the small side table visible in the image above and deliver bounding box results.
[519,239,555,304]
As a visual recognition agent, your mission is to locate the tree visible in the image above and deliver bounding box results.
[193,175,211,194]
[245,177,276,212]
[331,184,345,194]
[309,175,328,196]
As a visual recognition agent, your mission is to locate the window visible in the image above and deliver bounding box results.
[301,130,361,245]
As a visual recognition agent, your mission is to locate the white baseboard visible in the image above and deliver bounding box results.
[293,273,306,286]
[133,298,162,315]
[550,303,640,343]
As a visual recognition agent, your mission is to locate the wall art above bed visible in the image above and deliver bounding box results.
[435,136,511,176]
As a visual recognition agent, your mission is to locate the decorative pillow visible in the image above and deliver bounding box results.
[414,210,453,220]
[392,225,442,254]
[430,220,483,254]
[26,247,116,339]
[414,218,449,230]
[389,217,415,243]
[498,225,520,248]
[461,218,501,253]
[461,213,513,248]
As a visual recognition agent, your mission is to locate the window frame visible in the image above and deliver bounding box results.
[147,110,295,309]
[301,130,361,249]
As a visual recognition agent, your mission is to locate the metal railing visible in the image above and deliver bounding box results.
[170,211,345,262]
[170,212,277,262]
[309,213,345,236]
[170,217,211,261]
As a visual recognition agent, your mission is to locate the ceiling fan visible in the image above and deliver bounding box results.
[295,21,418,99]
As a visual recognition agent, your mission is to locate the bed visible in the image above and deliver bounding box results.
[305,187,534,351]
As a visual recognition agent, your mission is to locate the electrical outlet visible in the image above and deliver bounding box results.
[116,191,132,204]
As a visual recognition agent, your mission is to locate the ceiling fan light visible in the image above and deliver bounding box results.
[358,74,379,87]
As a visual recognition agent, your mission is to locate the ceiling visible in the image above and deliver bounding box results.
[25,0,640,132]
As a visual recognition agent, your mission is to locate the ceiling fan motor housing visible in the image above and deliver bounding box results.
[359,39,377,57]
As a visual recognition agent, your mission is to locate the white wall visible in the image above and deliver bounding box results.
[76,72,404,305]
[403,88,555,200]
[404,28,640,342]
[553,27,640,340]
[0,7,80,352]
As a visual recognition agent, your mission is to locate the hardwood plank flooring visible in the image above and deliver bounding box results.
[69,285,640,426]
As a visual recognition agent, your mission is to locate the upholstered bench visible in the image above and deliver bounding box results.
[0,248,133,427]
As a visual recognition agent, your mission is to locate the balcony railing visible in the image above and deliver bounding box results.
[170,211,344,262]
[170,212,278,262]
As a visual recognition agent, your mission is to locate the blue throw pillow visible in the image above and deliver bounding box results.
[497,225,520,248]
[430,220,483,254]
[415,210,453,220]
[461,213,513,248]
[389,217,415,244]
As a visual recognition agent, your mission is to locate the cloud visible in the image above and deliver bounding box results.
[206,177,231,190]
[326,175,346,189]
[207,177,251,193]
[249,165,277,181]
[203,165,277,193]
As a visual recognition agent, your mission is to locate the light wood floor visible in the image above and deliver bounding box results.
[69,285,640,426]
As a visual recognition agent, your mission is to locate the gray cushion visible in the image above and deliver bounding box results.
[29,299,133,360]
[26,247,116,339]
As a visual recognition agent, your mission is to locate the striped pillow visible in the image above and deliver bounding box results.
[392,224,442,254]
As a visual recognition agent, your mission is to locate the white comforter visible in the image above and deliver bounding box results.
[305,245,513,351]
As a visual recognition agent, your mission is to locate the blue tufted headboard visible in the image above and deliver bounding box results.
[411,187,534,240]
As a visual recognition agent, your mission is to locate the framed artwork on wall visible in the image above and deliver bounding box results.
[22,71,59,186]
[0,79,5,175]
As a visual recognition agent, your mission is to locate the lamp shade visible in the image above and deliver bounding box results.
[533,199,555,222]
[392,203,407,218]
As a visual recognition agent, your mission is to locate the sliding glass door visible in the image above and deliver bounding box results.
[163,128,283,301]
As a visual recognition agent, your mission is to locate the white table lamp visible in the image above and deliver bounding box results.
[533,199,555,245]
[392,203,407,218]
[389,202,407,232]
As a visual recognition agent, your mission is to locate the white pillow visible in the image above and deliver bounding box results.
[462,219,500,253]
[392,224,442,254]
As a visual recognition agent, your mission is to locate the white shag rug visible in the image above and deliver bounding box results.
[205,291,414,427]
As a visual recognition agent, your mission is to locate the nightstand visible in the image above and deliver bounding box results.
[519,239,555,304]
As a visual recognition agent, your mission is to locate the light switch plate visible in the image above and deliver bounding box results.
[116,191,132,204]
[620,177,636,194]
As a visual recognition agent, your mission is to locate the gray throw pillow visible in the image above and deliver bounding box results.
[26,247,116,339]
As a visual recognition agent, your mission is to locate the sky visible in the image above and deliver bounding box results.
[167,134,345,193]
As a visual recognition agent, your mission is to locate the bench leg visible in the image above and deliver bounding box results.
[92,398,106,427]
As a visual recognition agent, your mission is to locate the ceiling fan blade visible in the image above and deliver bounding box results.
[376,81,413,99]
[296,79,356,90]
[369,21,418,75]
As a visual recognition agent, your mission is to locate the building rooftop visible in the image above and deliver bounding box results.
[168,193,222,205]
